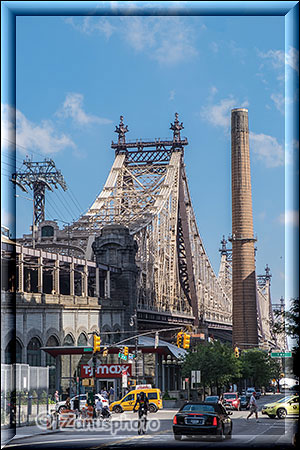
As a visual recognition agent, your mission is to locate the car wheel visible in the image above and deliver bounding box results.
[113,405,123,414]
[277,408,287,419]
[174,434,182,441]
[149,404,157,413]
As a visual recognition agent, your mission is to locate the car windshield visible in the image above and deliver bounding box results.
[181,404,215,413]
[240,396,247,401]
[224,394,236,399]
[205,396,218,401]
[277,396,294,403]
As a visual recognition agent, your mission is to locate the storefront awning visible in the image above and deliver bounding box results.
[41,346,93,357]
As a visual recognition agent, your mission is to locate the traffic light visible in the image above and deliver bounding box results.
[183,333,191,349]
[177,332,183,348]
[234,346,240,358]
[93,335,101,353]
[103,347,108,357]
[124,346,129,356]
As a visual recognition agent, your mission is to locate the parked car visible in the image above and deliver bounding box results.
[223,392,241,411]
[55,393,109,413]
[261,394,299,419]
[246,387,256,399]
[239,395,249,410]
[204,396,219,403]
[255,390,262,399]
[173,402,232,441]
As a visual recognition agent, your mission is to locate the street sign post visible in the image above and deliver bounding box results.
[270,351,292,358]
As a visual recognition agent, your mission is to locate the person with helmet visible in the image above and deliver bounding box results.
[133,392,149,434]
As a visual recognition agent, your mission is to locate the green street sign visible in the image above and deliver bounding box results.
[271,351,292,358]
[84,347,93,352]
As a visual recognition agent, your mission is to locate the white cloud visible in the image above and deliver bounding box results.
[65,16,198,66]
[201,97,249,128]
[2,104,76,155]
[169,90,175,101]
[122,17,198,65]
[270,92,285,115]
[64,17,115,39]
[250,132,284,168]
[57,93,112,126]
[258,46,299,73]
[278,210,299,227]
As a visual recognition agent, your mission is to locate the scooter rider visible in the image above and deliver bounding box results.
[133,391,149,418]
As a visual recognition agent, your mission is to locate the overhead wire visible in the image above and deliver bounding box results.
[2,137,85,220]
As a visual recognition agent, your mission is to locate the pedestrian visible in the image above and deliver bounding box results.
[109,386,115,402]
[54,390,59,403]
[95,397,103,418]
[247,391,259,422]
[64,397,71,410]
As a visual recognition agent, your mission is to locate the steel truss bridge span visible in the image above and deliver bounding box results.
[70,115,232,330]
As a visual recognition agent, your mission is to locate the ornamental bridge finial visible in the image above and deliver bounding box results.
[170,112,184,141]
[115,115,129,144]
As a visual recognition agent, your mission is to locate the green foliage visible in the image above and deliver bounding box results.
[240,349,281,387]
[182,341,241,390]
[162,390,176,400]
[273,297,299,377]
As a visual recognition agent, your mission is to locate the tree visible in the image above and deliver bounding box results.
[273,297,299,377]
[182,341,241,395]
[240,349,281,388]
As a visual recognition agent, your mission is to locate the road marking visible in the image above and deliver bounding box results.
[91,429,172,449]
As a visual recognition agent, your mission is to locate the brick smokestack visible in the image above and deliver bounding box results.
[231,108,258,349]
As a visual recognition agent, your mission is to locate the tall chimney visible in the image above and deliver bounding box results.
[231,108,258,349]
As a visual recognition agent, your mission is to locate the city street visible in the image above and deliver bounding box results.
[4,395,298,449]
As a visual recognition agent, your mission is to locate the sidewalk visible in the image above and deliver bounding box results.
[1,423,60,447]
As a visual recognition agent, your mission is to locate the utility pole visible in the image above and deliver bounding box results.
[11,157,67,226]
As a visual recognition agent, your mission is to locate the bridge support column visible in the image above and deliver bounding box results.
[92,225,139,339]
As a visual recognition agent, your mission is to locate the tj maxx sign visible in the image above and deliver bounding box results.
[81,364,132,378]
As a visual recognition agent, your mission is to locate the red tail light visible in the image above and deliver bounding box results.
[173,415,177,425]
[212,416,218,426]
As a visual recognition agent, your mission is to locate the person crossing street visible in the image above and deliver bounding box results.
[247,391,260,422]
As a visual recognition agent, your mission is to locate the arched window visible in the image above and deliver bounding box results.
[77,333,87,346]
[27,337,41,366]
[46,335,59,366]
[16,340,23,363]
[46,335,59,392]
[5,339,23,364]
[114,329,121,345]
[41,225,54,237]
[63,334,74,346]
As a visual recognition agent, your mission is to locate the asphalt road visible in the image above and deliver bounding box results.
[4,395,298,450]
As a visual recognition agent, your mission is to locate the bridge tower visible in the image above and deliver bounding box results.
[231,108,258,349]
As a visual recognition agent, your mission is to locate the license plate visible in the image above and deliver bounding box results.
[185,418,203,425]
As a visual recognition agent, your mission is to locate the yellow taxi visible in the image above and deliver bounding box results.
[110,388,163,413]
[261,394,299,419]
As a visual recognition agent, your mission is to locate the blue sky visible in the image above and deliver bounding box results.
[1,3,299,306]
